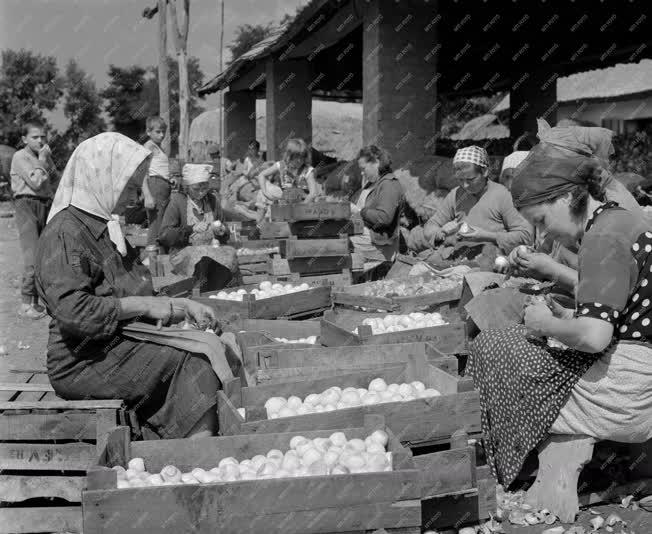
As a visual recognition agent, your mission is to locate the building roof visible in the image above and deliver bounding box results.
[493,60,652,113]
[199,0,335,95]
[449,114,510,141]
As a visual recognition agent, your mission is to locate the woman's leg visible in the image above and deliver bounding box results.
[50,340,220,440]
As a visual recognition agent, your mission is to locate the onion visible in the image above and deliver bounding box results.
[368,378,388,392]
[329,431,347,447]
[128,458,145,472]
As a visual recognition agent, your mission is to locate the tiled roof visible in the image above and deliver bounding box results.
[493,60,652,112]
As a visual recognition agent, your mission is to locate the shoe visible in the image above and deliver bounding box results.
[18,303,47,320]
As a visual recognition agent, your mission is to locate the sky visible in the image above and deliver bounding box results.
[0,0,306,126]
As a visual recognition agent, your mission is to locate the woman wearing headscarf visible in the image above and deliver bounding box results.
[506,120,644,290]
[407,146,533,255]
[158,163,230,255]
[35,133,223,439]
[468,146,652,490]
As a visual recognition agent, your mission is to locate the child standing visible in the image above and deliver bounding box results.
[142,116,171,246]
[10,120,59,318]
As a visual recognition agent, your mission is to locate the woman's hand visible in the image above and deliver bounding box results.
[524,301,553,337]
[180,299,219,331]
[545,295,574,320]
[145,297,175,325]
[192,221,210,234]
[441,220,462,236]
[512,248,558,279]
[460,225,496,243]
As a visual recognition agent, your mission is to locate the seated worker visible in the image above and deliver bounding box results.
[407,145,533,254]
[256,138,320,211]
[505,121,646,291]
[158,163,230,255]
[350,145,403,265]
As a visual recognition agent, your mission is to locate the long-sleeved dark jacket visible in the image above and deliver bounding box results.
[359,171,403,245]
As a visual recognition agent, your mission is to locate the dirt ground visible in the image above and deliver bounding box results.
[0,203,649,534]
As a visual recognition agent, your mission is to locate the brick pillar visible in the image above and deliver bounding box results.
[265,58,312,161]
[362,0,439,166]
[510,69,558,139]
[223,90,256,161]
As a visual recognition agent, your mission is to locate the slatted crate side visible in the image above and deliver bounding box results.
[421,465,496,531]
[270,201,351,222]
[229,318,321,337]
[0,507,82,534]
[319,317,468,355]
[255,343,459,383]
[196,285,332,319]
[281,236,350,259]
[219,359,481,444]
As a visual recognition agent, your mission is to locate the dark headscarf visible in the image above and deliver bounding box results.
[510,119,612,208]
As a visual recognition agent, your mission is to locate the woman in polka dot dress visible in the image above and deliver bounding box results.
[468,151,652,488]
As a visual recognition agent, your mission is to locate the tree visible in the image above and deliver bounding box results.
[100,65,150,142]
[62,60,106,146]
[101,58,205,154]
[0,49,63,147]
[168,0,191,159]
[228,23,274,64]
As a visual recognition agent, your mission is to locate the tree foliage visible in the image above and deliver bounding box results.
[227,23,274,64]
[101,56,204,155]
[0,49,63,147]
[56,60,106,151]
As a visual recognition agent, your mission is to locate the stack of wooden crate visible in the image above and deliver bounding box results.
[0,373,126,534]
[266,200,359,283]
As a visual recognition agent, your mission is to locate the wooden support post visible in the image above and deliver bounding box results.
[525,434,595,523]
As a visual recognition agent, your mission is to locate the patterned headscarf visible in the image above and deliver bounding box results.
[48,133,152,255]
[453,145,489,168]
[182,163,212,186]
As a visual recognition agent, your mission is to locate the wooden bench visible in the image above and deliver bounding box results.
[526,435,652,523]
[0,372,127,534]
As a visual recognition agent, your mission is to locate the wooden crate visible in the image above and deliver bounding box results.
[319,314,467,355]
[0,377,126,534]
[152,274,195,297]
[253,342,459,385]
[332,274,463,313]
[82,416,422,534]
[281,235,349,259]
[193,283,332,320]
[271,255,353,276]
[234,330,319,378]
[420,462,496,531]
[270,201,351,222]
[218,355,480,447]
[241,270,352,288]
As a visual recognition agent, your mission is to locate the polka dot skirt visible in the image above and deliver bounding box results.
[468,326,599,487]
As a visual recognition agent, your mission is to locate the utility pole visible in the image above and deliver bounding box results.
[219,0,225,159]
[157,0,170,154]
[169,0,191,160]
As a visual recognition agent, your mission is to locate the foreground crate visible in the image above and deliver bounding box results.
[194,283,332,319]
[218,355,480,446]
[0,378,126,534]
[253,342,459,385]
[319,313,467,355]
[332,273,463,313]
[82,416,422,534]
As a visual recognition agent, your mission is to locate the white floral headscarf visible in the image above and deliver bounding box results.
[48,132,152,255]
